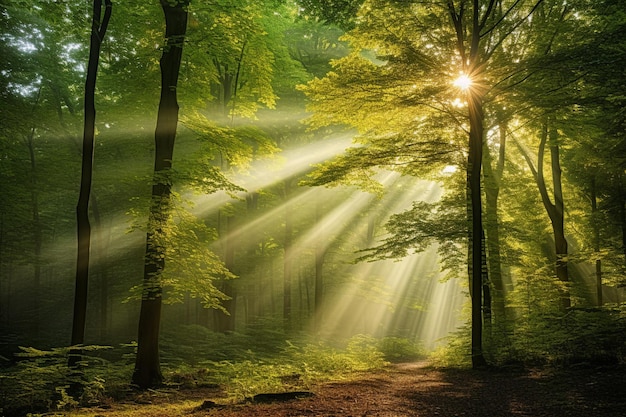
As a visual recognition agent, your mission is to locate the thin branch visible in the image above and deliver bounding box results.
[448,0,467,66]
[480,0,525,38]
[478,0,497,31]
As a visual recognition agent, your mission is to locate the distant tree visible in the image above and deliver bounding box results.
[0,0,85,344]
[297,0,364,30]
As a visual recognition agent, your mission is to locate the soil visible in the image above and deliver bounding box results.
[101,362,626,417]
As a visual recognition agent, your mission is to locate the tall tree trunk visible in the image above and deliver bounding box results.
[618,177,626,272]
[590,177,603,306]
[283,179,293,332]
[132,0,188,389]
[25,124,42,341]
[69,0,111,389]
[245,192,258,323]
[91,195,112,341]
[537,120,571,309]
[483,117,507,323]
[481,230,491,330]
[449,0,487,368]
[215,214,236,333]
[313,199,326,333]
[467,88,487,368]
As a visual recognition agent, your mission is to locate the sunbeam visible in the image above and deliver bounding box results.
[190,133,354,217]
[309,178,463,349]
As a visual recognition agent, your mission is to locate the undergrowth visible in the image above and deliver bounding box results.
[163,332,390,401]
[430,304,626,368]
[0,331,417,415]
[0,344,134,416]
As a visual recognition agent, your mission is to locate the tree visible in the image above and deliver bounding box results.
[132,0,190,389]
[70,0,112,369]
[482,108,508,324]
[302,0,558,368]
[297,0,364,30]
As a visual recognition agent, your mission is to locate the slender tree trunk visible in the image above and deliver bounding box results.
[536,120,571,308]
[449,0,487,368]
[313,200,326,332]
[91,195,111,341]
[0,215,3,327]
[132,0,188,389]
[481,230,491,330]
[483,118,507,323]
[283,179,293,332]
[467,89,487,368]
[25,125,42,341]
[69,0,111,392]
[590,177,602,306]
[215,214,236,332]
[245,192,259,322]
[313,245,325,332]
[618,178,626,272]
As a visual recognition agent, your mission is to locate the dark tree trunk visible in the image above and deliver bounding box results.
[467,89,487,368]
[618,178,626,272]
[132,0,188,389]
[91,195,111,341]
[481,230,491,329]
[26,123,42,341]
[70,0,112,369]
[537,120,571,309]
[449,0,487,368]
[590,177,602,306]
[483,118,507,323]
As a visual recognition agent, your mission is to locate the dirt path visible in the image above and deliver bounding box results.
[197,362,625,417]
[83,362,626,417]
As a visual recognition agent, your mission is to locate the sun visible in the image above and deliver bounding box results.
[453,73,472,90]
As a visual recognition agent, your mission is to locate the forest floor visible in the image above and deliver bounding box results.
[70,361,626,417]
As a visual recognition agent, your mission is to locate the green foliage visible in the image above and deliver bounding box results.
[283,18,349,79]
[161,329,387,401]
[0,345,134,416]
[503,307,626,366]
[286,334,387,379]
[434,305,626,368]
[377,337,426,363]
[160,324,285,366]
[429,326,473,368]
[126,197,234,310]
[297,0,364,30]
[181,112,280,173]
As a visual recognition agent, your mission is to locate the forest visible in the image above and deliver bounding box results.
[1,0,625,416]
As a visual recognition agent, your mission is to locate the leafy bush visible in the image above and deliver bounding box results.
[377,337,426,362]
[514,307,626,365]
[429,327,472,368]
